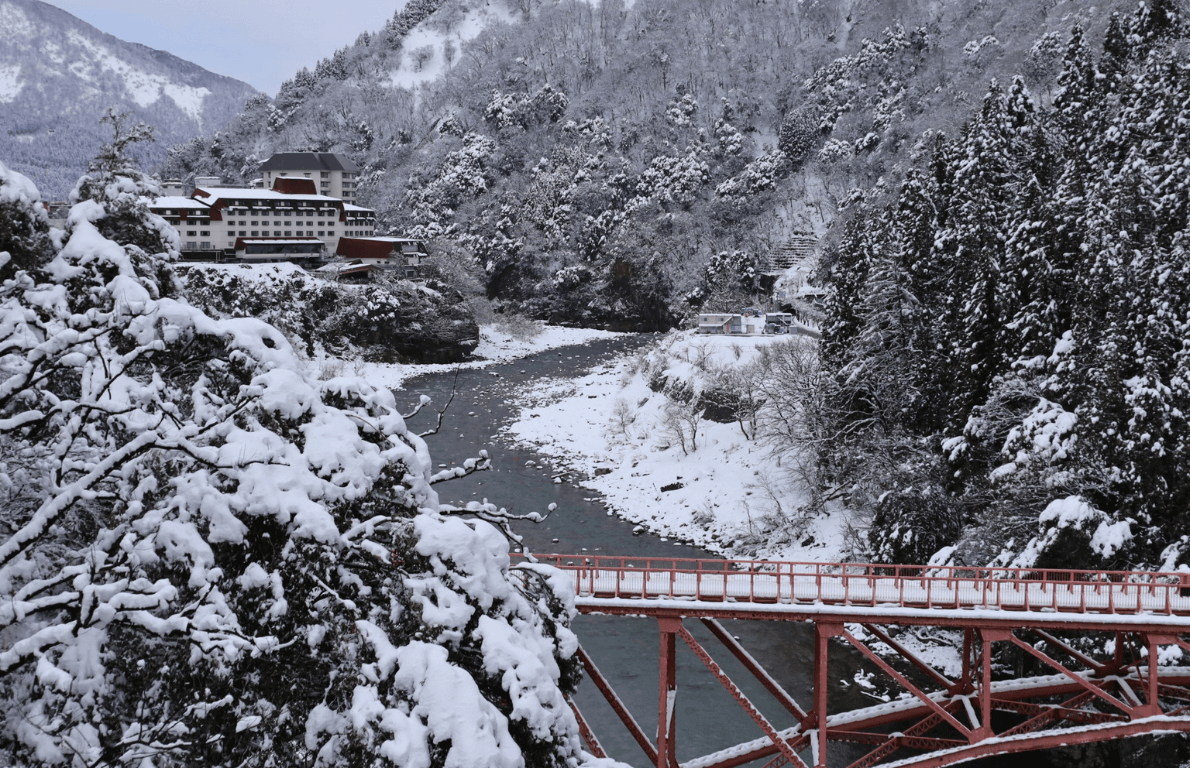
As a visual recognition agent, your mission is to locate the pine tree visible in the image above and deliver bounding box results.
[820,211,875,373]
[895,156,955,433]
[946,81,1023,414]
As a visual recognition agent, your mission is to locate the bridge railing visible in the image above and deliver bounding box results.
[515,554,1190,615]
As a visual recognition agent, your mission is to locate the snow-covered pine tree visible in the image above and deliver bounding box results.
[897,139,961,434]
[820,211,875,374]
[947,80,1031,415]
[0,121,615,768]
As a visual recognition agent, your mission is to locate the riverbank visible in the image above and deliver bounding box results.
[318,322,626,390]
[502,330,854,562]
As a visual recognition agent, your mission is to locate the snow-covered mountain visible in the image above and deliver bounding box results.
[0,0,259,198]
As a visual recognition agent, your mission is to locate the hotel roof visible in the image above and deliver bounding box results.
[259,152,360,173]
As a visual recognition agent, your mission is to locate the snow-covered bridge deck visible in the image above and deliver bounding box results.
[528,554,1190,621]
[520,555,1190,768]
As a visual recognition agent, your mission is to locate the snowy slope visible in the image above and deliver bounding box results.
[0,0,258,197]
[386,1,517,92]
[505,332,854,561]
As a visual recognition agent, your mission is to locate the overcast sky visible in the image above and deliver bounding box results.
[47,0,407,94]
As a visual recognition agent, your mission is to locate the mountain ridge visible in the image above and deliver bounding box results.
[0,0,260,198]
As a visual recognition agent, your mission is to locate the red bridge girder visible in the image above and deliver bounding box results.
[516,555,1190,768]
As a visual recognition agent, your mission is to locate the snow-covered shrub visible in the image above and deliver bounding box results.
[777,107,819,167]
[715,149,790,201]
[553,264,593,290]
[405,132,496,227]
[867,456,962,564]
[635,149,711,204]
[0,140,607,767]
[817,138,853,165]
[665,93,699,127]
[713,118,744,156]
[1013,497,1134,570]
[484,85,570,131]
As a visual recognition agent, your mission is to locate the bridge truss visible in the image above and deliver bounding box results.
[522,555,1190,768]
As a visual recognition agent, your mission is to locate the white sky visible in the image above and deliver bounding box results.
[46,0,408,95]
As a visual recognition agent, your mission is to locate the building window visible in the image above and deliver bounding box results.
[284,231,292,236]
[185,241,197,250]
[251,231,259,236]
[239,231,247,236]
[186,230,197,236]
[284,211,292,217]
[321,172,330,178]
[200,231,210,236]
[317,231,324,236]
[200,242,211,250]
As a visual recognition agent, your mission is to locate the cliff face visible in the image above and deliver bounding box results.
[180,263,480,365]
[0,0,259,198]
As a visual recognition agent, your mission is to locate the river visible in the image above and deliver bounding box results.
[399,335,1032,768]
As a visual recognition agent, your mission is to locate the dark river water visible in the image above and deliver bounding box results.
[399,335,1038,768]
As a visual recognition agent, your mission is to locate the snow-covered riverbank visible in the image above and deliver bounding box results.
[503,331,854,562]
[325,323,626,390]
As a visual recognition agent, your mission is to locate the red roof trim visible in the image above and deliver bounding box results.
[336,238,397,260]
[272,177,318,195]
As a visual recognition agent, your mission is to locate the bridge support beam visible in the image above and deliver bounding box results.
[814,622,843,767]
[979,628,1010,740]
[658,617,681,768]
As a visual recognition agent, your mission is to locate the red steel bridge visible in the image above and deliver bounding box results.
[520,554,1190,768]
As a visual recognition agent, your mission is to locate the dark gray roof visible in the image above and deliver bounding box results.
[259,152,360,173]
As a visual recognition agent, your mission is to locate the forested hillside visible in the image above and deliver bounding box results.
[161,0,1115,330]
[817,1,1190,571]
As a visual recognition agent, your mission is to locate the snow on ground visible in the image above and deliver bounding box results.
[387,1,516,91]
[0,64,22,103]
[503,331,853,562]
[342,324,624,390]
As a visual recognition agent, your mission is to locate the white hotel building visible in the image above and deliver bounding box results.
[152,153,376,262]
